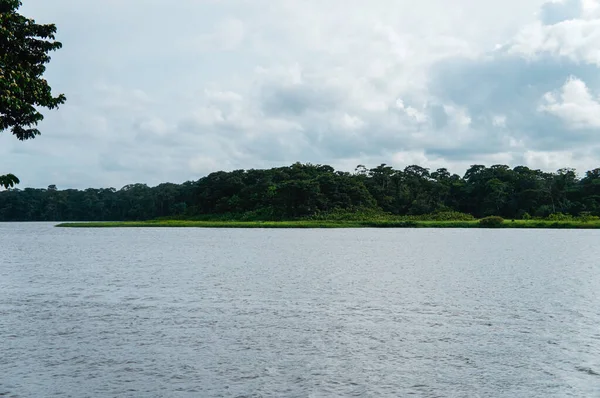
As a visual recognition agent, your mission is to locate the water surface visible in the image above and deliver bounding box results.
[1,223,600,397]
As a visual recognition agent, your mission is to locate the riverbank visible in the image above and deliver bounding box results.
[55,219,600,228]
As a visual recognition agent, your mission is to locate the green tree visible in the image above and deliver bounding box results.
[4,162,600,222]
[1,0,66,187]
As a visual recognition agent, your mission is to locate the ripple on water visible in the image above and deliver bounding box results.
[1,225,600,396]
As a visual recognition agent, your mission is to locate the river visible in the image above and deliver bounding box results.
[1,223,600,397]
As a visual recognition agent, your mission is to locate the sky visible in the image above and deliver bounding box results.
[2,0,600,189]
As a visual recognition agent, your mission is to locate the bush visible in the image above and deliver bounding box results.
[522,212,531,220]
[364,220,418,228]
[547,212,573,221]
[478,216,505,227]
[578,212,600,222]
[416,211,476,221]
[306,207,392,221]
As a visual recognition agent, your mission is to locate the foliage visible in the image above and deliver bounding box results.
[478,216,505,227]
[306,207,394,221]
[1,0,65,186]
[408,211,475,221]
[577,212,600,222]
[0,173,18,189]
[3,162,600,222]
[547,212,572,221]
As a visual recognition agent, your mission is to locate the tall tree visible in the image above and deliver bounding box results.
[1,0,66,188]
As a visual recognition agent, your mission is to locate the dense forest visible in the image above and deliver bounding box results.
[1,162,600,221]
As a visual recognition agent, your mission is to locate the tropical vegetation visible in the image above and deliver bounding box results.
[2,162,600,222]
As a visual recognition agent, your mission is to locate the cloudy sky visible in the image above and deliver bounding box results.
[3,0,600,189]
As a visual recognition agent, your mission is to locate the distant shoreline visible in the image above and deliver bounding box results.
[55,220,600,229]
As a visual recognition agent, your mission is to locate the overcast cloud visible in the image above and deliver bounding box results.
[2,0,599,189]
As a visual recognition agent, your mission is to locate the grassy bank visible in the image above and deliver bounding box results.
[55,219,600,229]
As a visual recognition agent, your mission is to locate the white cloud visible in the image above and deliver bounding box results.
[582,0,600,18]
[539,76,600,128]
[492,115,508,127]
[444,105,472,128]
[391,150,431,167]
[180,18,246,52]
[396,100,428,124]
[188,156,223,175]
[334,114,366,131]
[509,18,600,65]
[134,117,171,136]
[523,149,575,169]
[204,89,244,104]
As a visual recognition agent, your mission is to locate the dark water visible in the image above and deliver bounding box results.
[1,223,600,397]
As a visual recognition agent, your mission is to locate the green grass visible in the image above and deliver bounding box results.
[55,219,600,229]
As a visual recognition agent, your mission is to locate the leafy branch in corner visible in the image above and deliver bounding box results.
[0,0,66,186]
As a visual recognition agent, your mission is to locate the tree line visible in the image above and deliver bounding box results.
[1,162,600,221]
